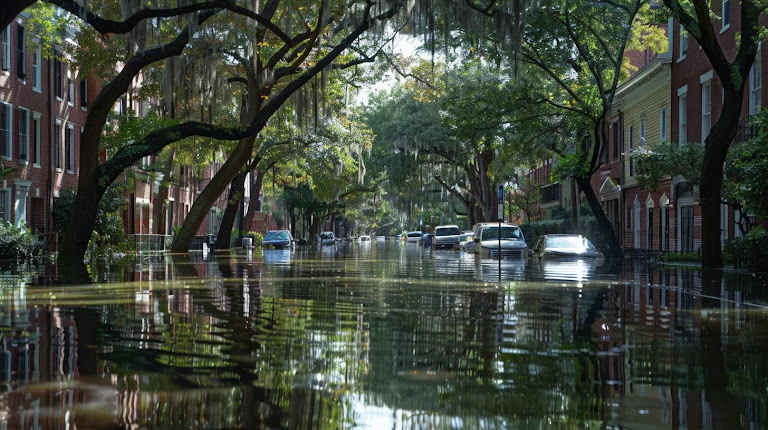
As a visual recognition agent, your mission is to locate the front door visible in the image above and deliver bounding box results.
[680,206,694,252]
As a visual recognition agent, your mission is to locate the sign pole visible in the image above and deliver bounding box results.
[497,185,504,279]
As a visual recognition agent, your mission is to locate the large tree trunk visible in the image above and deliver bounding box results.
[1,1,34,30]
[215,170,246,249]
[243,168,267,232]
[465,149,496,222]
[700,89,743,268]
[152,148,175,234]
[576,176,623,259]
[171,136,256,252]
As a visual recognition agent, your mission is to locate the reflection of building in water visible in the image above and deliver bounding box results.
[0,275,85,429]
[603,264,764,428]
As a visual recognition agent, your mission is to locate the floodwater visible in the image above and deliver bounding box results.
[1,240,767,429]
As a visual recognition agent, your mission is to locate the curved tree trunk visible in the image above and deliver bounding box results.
[242,168,267,232]
[576,176,623,259]
[171,136,256,252]
[215,169,246,249]
[152,148,175,234]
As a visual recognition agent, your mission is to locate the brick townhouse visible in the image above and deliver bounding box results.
[0,14,92,235]
[532,4,766,253]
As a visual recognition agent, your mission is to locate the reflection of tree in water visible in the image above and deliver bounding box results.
[359,281,607,425]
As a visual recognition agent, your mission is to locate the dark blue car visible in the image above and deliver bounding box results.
[263,230,294,249]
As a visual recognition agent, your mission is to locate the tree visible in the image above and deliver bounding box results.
[494,0,665,259]
[661,0,768,267]
[169,0,403,253]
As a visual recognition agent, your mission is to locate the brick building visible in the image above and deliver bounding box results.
[1,15,91,234]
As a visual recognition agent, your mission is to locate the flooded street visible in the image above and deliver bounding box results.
[1,241,767,429]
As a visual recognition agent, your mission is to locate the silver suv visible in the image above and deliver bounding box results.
[433,225,462,249]
[473,223,527,259]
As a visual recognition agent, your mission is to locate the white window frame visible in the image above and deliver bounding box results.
[660,108,667,142]
[0,101,12,160]
[54,118,62,171]
[633,197,641,248]
[646,196,655,250]
[1,25,9,72]
[678,85,688,145]
[18,107,29,163]
[16,23,25,82]
[749,42,762,115]
[32,40,40,91]
[32,112,41,167]
[678,28,688,61]
[701,71,713,141]
[640,118,646,146]
[721,0,730,33]
[66,122,75,173]
[67,69,74,106]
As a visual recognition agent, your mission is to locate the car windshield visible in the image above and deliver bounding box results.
[546,236,587,249]
[320,232,334,239]
[435,227,461,236]
[407,232,422,237]
[481,226,522,241]
[265,231,289,241]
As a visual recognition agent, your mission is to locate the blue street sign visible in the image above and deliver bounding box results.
[497,185,504,203]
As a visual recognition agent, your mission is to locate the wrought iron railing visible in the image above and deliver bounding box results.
[735,115,758,143]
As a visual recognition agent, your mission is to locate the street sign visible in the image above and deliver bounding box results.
[497,185,504,221]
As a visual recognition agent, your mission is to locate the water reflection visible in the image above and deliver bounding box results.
[0,246,766,429]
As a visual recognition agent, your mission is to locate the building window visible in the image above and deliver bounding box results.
[66,123,75,172]
[54,120,62,170]
[0,188,9,222]
[679,93,687,145]
[32,41,40,90]
[721,0,730,31]
[80,77,88,108]
[1,25,9,72]
[18,107,28,162]
[660,108,667,142]
[54,52,63,99]
[0,103,11,159]
[750,43,762,115]
[679,29,688,60]
[647,207,654,250]
[32,113,40,166]
[67,71,74,106]
[119,96,127,115]
[702,81,712,140]
[629,125,634,176]
[16,24,25,80]
[612,120,620,161]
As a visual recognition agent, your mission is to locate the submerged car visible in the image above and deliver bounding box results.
[530,234,604,263]
[459,231,475,252]
[263,230,294,249]
[405,231,423,243]
[473,223,527,260]
[359,235,371,242]
[319,231,336,246]
[433,225,461,249]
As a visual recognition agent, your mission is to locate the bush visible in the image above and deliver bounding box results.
[0,222,36,259]
[519,219,568,245]
[663,252,702,263]
[249,232,264,247]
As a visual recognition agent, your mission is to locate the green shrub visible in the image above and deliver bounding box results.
[663,252,702,263]
[519,219,568,245]
[0,222,36,259]
[248,232,264,247]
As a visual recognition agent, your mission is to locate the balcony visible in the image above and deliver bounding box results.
[541,182,561,202]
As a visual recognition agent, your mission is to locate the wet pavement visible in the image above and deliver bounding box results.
[1,240,767,429]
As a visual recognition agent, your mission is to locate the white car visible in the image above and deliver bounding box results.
[473,223,528,259]
[405,231,423,243]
